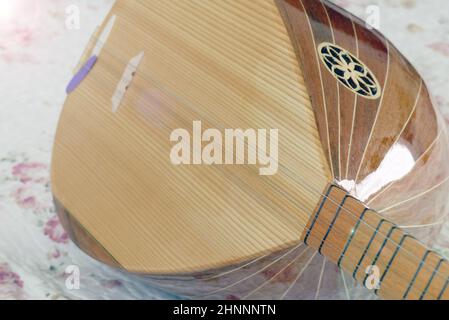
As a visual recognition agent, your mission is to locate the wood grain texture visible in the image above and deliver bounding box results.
[276,0,442,185]
[277,0,449,247]
[52,0,330,274]
[276,0,449,298]
[51,0,449,300]
[54,198,122,269]
[306,184,449,300]
[277,0,388,181]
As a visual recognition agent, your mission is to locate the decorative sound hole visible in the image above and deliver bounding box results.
[318,42,381,100]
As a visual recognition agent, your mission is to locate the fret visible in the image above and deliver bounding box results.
[363,225,399,286]
[438,278,449,300]
[304,185,335,245]
[378,234,415,297]
[305,184,449,300]
[322,195,368,264]
[318,195,349,254]
[338,208,368,268]
[338,209,378,276]
[303,185,347,257]
[353,219,395,281]
[424,261,449,300]
[421,259,445,300]
[403,250,432,299]
[377,235,430,299]
[404,251,443,300]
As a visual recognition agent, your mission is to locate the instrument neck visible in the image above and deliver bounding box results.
[305,184,449,300]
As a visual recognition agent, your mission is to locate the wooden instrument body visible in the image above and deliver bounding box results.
[52,0,449,299]
[277,0,449,242]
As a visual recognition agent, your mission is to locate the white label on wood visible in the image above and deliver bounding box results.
[111,51,145,113]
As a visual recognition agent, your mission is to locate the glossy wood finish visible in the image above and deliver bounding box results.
[52,0,449,299]
[277,0,444,184]
[54,198,121,269]
[277,0,449,236]
[275,0,449,299]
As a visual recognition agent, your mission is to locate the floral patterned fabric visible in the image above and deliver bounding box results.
[1,0,449,300]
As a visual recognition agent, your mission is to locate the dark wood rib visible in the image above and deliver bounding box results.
[276,0,441,185]
[369,131,449,212]
[277,0,390,181]
[348,22,389,181]
[54,197,123,269]
[325,6,358,180]
[277,0,334,178]
[355,47,422,183]
[276,1,449,299]
[366,93,449,218]
[304,0,340,179]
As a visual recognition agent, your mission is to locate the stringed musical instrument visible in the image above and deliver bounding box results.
[52,0,449,300]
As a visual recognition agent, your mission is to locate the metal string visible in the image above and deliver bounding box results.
[66,33,449,297]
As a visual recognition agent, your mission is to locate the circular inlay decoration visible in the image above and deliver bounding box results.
[318,42,382,100]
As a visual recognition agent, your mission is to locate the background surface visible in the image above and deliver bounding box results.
[1,0,449,299]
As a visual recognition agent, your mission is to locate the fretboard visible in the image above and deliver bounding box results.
[304,184,449,300]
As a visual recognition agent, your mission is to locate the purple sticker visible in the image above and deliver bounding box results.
[66,55,98,94]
